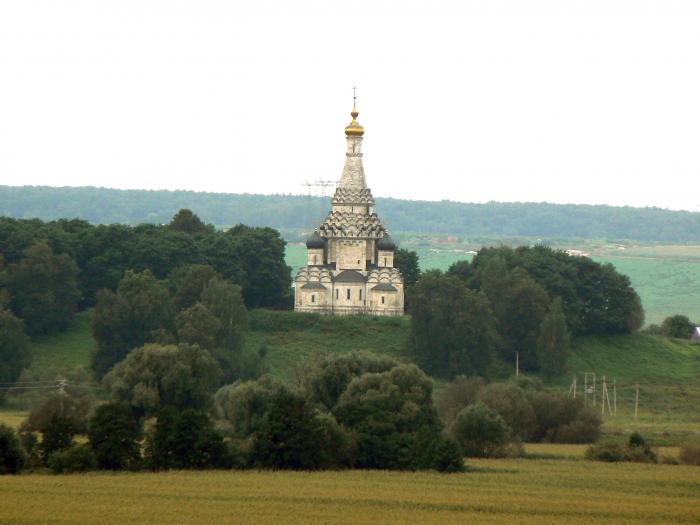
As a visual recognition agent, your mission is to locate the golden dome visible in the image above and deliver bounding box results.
[345,92,364,136]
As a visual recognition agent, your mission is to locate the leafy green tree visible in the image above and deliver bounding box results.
[176,303,221,350]
[536,298,570,377]
[226,225,291,308]
[201,278,248,353]
[436,375,487,425]
[0,423,26,474]
[168,264,219,311]
[7,242,80,334]
[445,259,472,281]
[40,415,76,462]
[88,403,141,470]
[304,351,399,410]
[393,249,420,288]
[477,382,537,440]
[103,343,221,416]
[408,271,500,378]
[169,209,213,235]
[0,309,31,400]
[449,403,513,458]
[22,394,93,436]
[91,270,174,377]
[47,444,96,474]
[146,407,228,470]
[528,391,601,443]
[660,314,695,339]
[213,377,285,438]
[251,389,351,470]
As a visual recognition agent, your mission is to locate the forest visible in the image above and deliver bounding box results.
[3,185,700,242]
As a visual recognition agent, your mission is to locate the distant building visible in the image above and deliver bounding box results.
[294,95,404,316]
[692,326,700,342]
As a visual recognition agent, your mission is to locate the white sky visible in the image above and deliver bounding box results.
[1,1,699,211]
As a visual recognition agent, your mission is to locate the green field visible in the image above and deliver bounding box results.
[286,242,700,325]
[1,455,699,524]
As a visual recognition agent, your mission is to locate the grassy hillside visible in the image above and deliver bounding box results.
[6,308,698,443]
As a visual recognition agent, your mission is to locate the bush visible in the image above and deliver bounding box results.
[679,444,700,466]
[40,415,77,462]
[585,433,657,463]
[0,423,26,474]
[449,403,514,458]
[47,444,96,474]
[529,391,601,443]
[478,382,536,440]
[436,376,487,425]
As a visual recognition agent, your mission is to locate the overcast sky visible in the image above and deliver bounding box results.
[1,1,699,210]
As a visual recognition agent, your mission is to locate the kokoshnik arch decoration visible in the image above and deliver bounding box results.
[294,92,404,316]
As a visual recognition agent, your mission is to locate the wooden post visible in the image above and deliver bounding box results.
[634,383,639,420]
[613,377,617,415]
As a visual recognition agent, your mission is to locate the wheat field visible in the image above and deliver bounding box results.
[2,455,699,524]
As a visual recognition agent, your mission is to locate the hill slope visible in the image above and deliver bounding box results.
[3,185,700,242]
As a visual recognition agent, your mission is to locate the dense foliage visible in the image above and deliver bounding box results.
[0,212,291,334]
[409,245,643,378]
[4,185,700,242]
[0,308,31,399]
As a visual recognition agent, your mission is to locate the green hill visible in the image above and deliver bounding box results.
[4,184,700,242]
[5,309,698,443]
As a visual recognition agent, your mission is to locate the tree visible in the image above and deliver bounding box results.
[200,278,248,353]
[251,389,349,470]
[88,403,141,470]
[0,423,26,474]
[226,225,292,308]
[304,351,399,410]
[660,314,695,339]
[213,377,285,438]
[393,249,420,288]
[92,270,174,377]
[408,271,500,378]
[176,303,221,350]
[168,209,213,236]
[436,375,487,425]
[477,382,537,440]
[0,309,31,400]
[22,394,93,437]
[40,415,76,462]
[168,264,219,311]
[146,407,228,470]
[449,403,513,458]
[7,242,80,334]
[103,343,221,416]
[536,298,570,377]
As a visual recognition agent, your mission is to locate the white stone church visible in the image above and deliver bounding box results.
[294,97,404,315]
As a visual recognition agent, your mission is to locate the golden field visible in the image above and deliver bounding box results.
[1,454,699,525]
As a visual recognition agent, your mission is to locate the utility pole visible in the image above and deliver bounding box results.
[569,376,577,398]
[515,352,519,378]
[601,376,613,416]
[634,383,639,420]
[613,377,617,415]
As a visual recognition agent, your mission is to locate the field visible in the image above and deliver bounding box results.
[1,453,699,524]
[286,241,700,325]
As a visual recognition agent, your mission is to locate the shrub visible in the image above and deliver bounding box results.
[213,377,286,438]
[529,391,601,443]
[679,444,700,466]
[0,423,26,474]
[47,444,96,474]
[478,382,536,440]
[22,394,93,436]
[436,375,487,425]
[585,433,657,463]
[449,403,514,458]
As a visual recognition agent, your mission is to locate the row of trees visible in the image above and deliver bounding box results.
[407,245,644,379]
[4,185,700,242]
[2,352,467,473]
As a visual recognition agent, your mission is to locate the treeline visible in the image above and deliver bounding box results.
[407,245,644,379]
[4,185,700,242]
[0,210,291,389]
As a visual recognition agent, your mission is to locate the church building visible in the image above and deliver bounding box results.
[294,96,404,316]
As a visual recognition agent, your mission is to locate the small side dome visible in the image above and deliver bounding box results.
[306,230,326,249]
[377,234,397,251]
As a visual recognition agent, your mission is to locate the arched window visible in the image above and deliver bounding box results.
[336,289,339,300]
[359,289,363,300]
[383,257,387,267]
[381,296,385,305]
[346,289,351,300]
[311,294,315,303]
